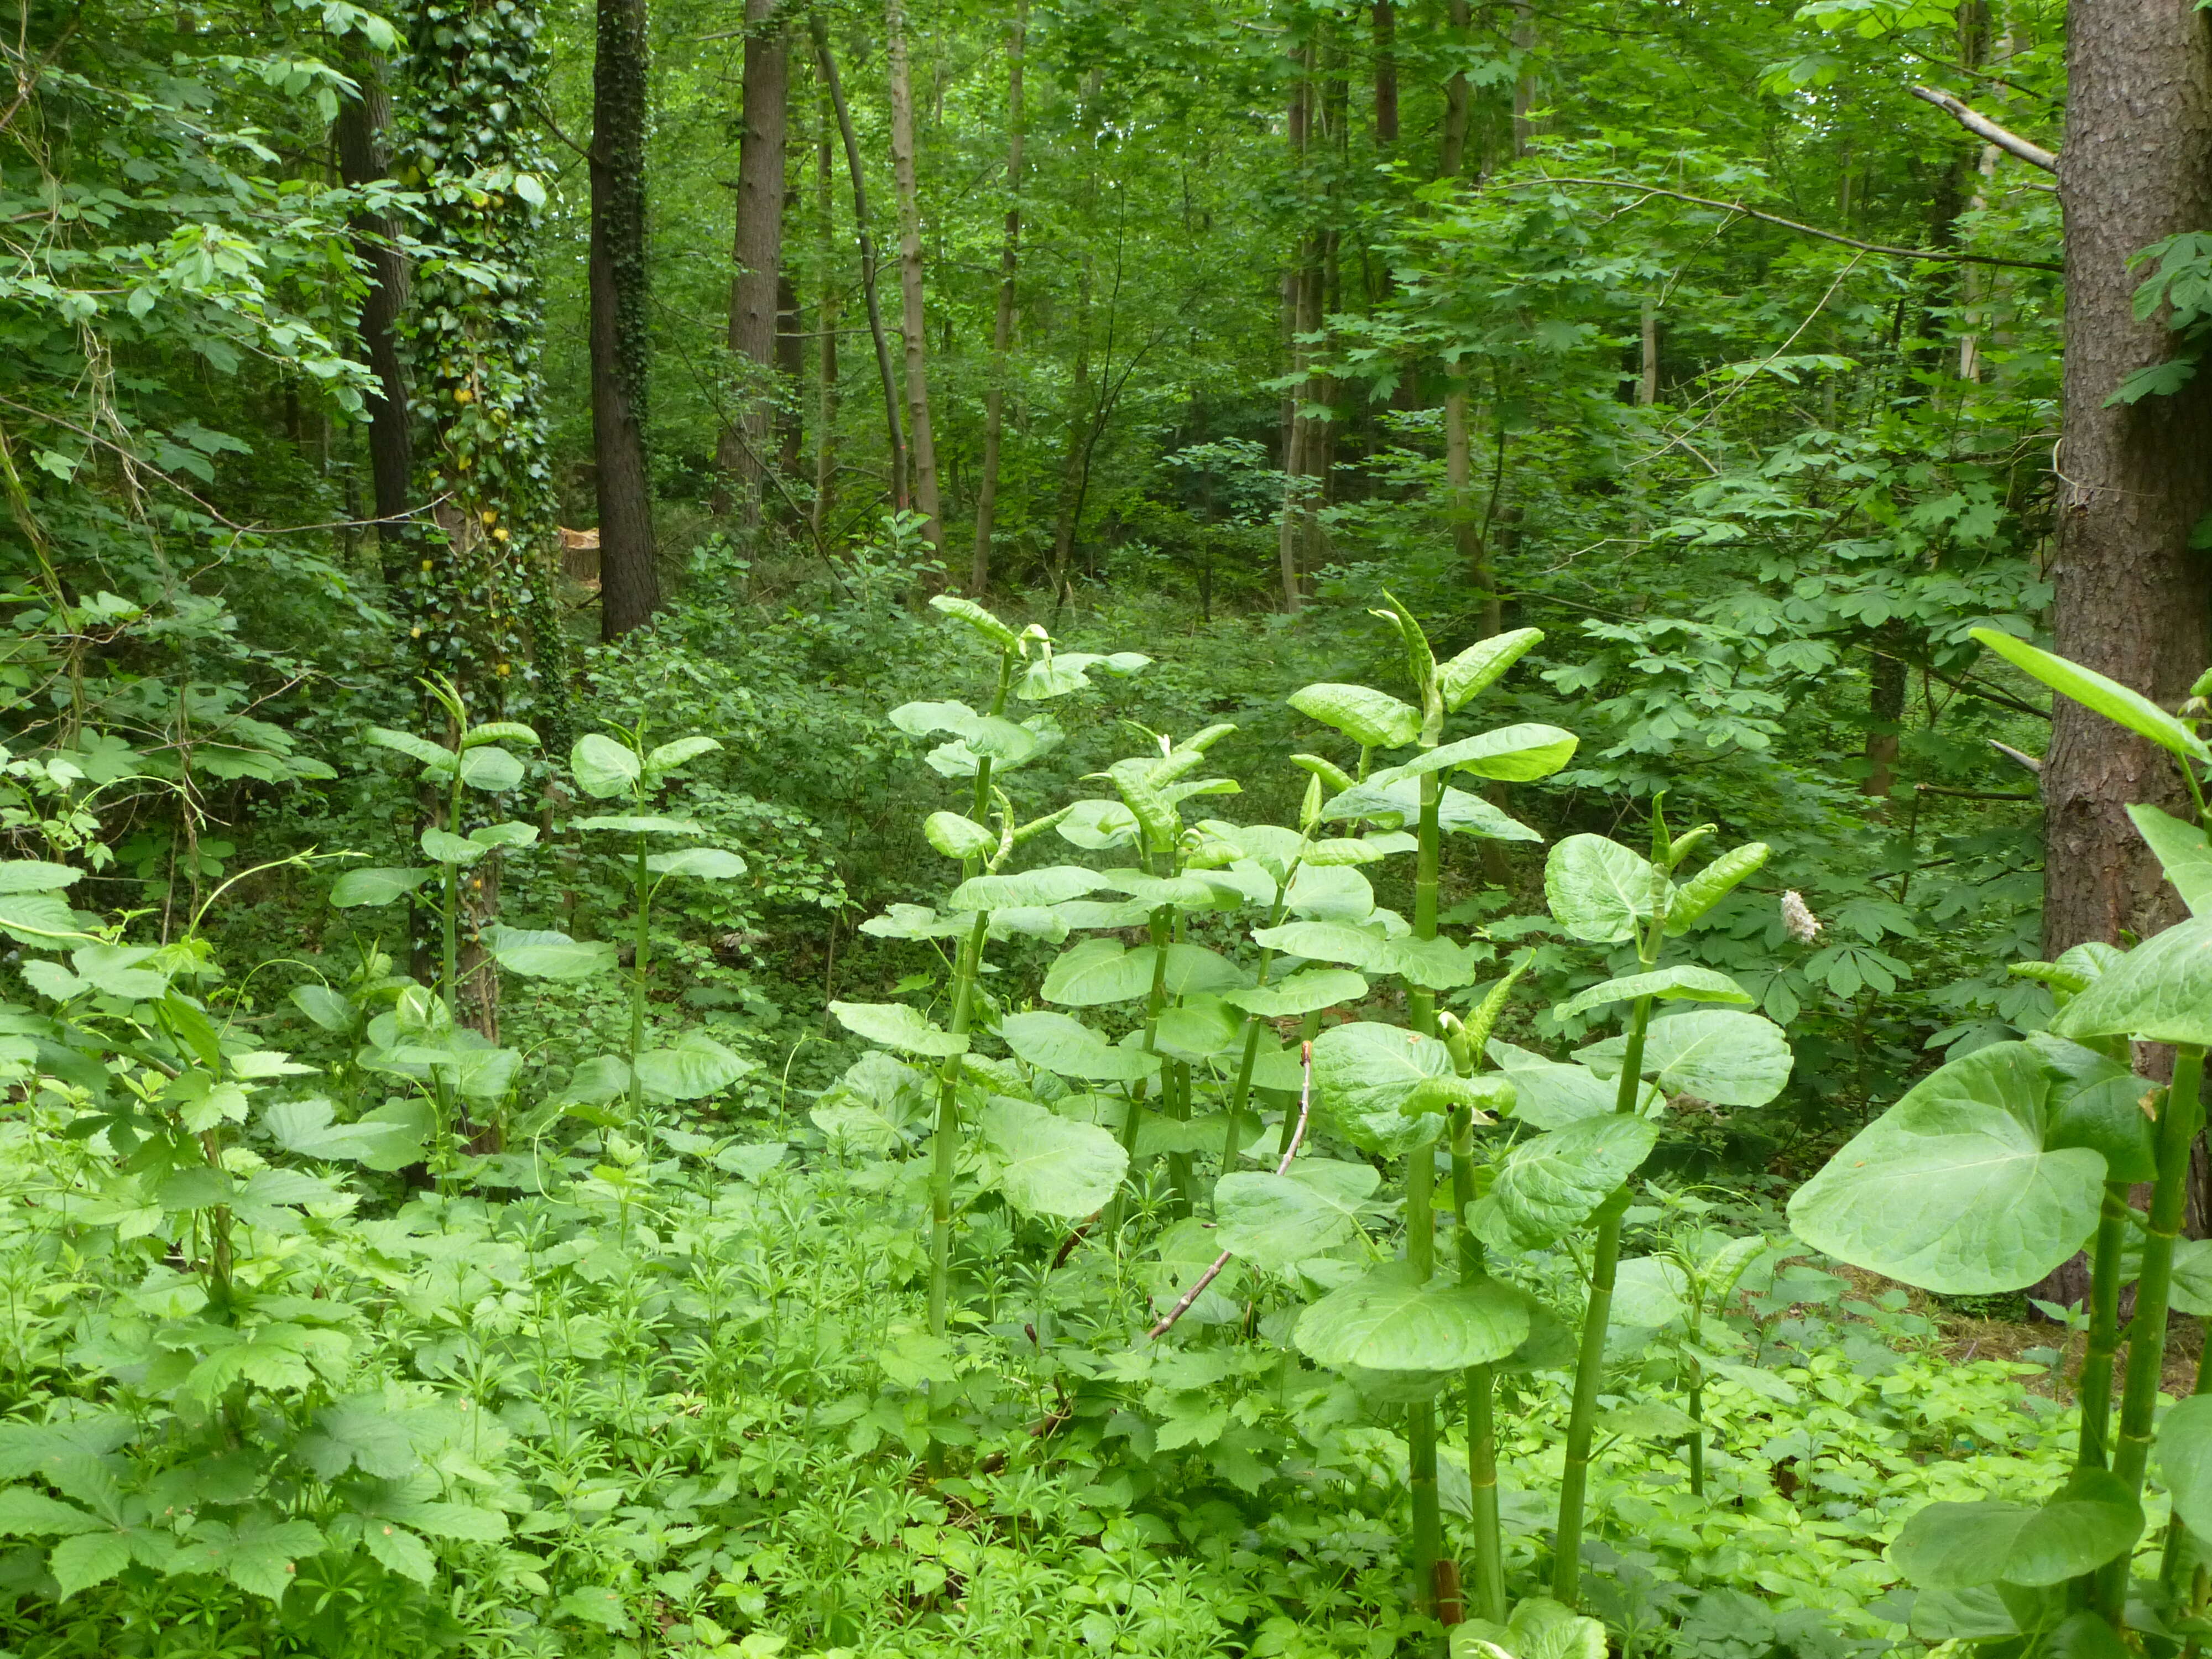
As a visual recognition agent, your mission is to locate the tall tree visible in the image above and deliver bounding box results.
[1372,1,1397,145]
[332,52,413,586]
[2043,0,2212,955]
[812,81,839,538]
[591,0,659,638]
[968,0,1026,593]
[718,0,789,520]
[885,0,942,551]
[1439,0,1472,177]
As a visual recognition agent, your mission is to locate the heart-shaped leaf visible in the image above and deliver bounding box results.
[571,732,642,797]
[1214,1160,1380,1269]
[1311,1020,1458,1155]
[634,1034,753,1099]
[1577,1010,1793,1106]
[1890,1470,2141,1588]
[1223,968,1369,1019]
[979,1098,1129,1217]
[1000,1010,1161,1082]
[488,927,618,980]
[1490,1114,1660,1244]
[1295,1261,1531,1371]
[2050,916,2212,1047]
[1546,835,1663,944]
[331,867,435,908]
[830,1001,968,1057]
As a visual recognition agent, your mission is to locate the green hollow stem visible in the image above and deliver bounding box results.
[1552,991,1656,1608]
[440,765,464,1019]
[925,909,992,1460]
[1686,1363,1706,1499]
[1407,1130,1441,1617]
[1107,905,1174,1234]
[628,834,651,1120]
[2077,1180,2134,1474]
[2093,1045,2205,1623]
[1452,1106,1505,1623]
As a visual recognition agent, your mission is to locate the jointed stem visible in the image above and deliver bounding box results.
[2077,1180,2133,1473]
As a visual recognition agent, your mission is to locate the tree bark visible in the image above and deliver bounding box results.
[2043,0,2212,957]
[969,0,1025,594]
[813,12,906,515]
[718,0,789,521]
[1373,1,1397,145]
[332,53,413,583]
[1276,40,1315,613]
[885,0,942,552]
[1439,0,1471,178]
[591,0,659,638]
[812,81,838,538]
[1511,0,1538,156]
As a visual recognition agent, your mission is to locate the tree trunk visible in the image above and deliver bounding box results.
[1373,1,1397,145]
[1276,40,1315,613]
[885,0,942,552]
[718,0,789,521]
[776,263,804,478]
[1863,627,1907,803]
[332,53,413,585]
[1049,266,1093,603]
[591,0,659,639]
[814,12,906,515]
[812,82,838,539]
[1511,0,1538,156]
[969,0,1025,594]
[1439,0,1471,178]
[2043,0,2212,957]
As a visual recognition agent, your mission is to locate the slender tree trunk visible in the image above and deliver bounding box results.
[1049,266,1092,602]
[970,0,1026,594]
[776,262,804,477]
[1511,0,1538,155]
[1373,1,1398,144]
[814,12,907,514]
[1864,625,1907,802]
[1640,297,1660,406]
[332,54,413,585]
[1276,39,1315,613]
[591,0,659,638]
[2043,0,2212,957]
[718,0,789,521]
[885,0,942,551]
[812,83,838,538]
[1439,0,1472,177]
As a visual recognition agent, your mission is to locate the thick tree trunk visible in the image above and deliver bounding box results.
[2043,0,2212,957]
[718,0,789,521]
[332,54,413,583]
[970,0,1025,594]
[885,0,942,552]
[591,0,659,638]
[814,12,906,515]
[1372,1,1397,144]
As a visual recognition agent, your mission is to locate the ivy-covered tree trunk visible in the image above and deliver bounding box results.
[399,0,566,1044]
[2043,0,2212,956]
[591,0,660,639]
[332,53,413,584]
[719,0,789,520]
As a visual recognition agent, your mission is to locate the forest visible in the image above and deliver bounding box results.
[3,0,2212,1650]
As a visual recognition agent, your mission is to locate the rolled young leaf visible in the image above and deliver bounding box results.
[1287,682,1422,750]
[1437,627,1544,712]
[1553,966,1752,1021]
[1665,843,1771,933]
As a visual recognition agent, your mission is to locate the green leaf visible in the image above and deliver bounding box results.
[1250,920,1398,973]
[295,1395,421,1479]
[1666,843,1773,933]
[0,1487,98,1536]
[928,593,1021,648]
[1322,775,1543,841]
[949,865,1105,911]
[1287,682,1422,749]
[1577,1010,1793,1106]
[646,735,719,771]
[1788,1042,2106,1293]
[364,726,453,771]
[1610,1257,1690,1329]
[2154,1394,2212,1535]
[2128,804,2212,914]
[186,1515,324,1601]
[1890,1471,2141,1589]
[644,847,748,879]
[1490,1115,1660,1243]
[1454,1598,1608,1659]
[289,984,354,1032]
[51,1531,129,1599]
[829,1001,968,1057]
[488,927,618,980]
[2032,1033,2157,1184]
[1154,995,1244,1058]
[469,821,538,851]
[1041,938,1157,1006]
[456,744,523,792]
[1972,628,2211,762]
[571,732,642,797]
[460,720,539,749]
[1546,835,1664,943]
[634,1034,754,1099]
[1310,1021,1455,1156]
[979,1098,1129,1217]
[2051,915,2212,1047]
[1370,723,1579,785]
[1053,797,1140,849]
[0,861,81,894]
[1214,1160,1380,1269]
[361,1521,435,1583]
[1222,968,1369,1018]
[924,812,998,860]
[2172,1238,2212,1317]
[1295,1261,1531,1371]
[330,867,434,908]
[419,828,488,866]
[572,813,703,836]
[1554,966,1752,1020]
[1437,628,1544,712]
[1000,1010,1162,1082]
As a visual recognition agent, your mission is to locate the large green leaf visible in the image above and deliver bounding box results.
[1154,995,1244,1059]
[949,865,1106,911]
[923,812,997,861]
[1223,968,1369,1019]
[1000,1010,1162,1082]
[1295,1261,1530,1371]
[1787,1042,2105,1293]
[1287,682,1422,749]
[457,743,524,792]
[1554,966,1752,1021]
[1213,1160,1380,1269]
[1320,774,1543,841]
[1490,1114,1660,1243]
[1971,628,2211,763]
[487,927,618,980]
[1437,627,1543,712]
[1545,835,1663,944]
[1310,1020,1455,1155]
[2128,804,2212,914]
[1371,723,1578,785]
[645,847,749,880]
[571,732,642,797]
[1041,938,1157,1006]
[646,735,719,772]
[1486,1040,1656,1128]
[829,1001,968,1057]
[1889,1470,2141,1589]
[573,813,703,836]
[1053,797,1141,850]
[365,726,453,772]
[1665,843,1772,933]
[1251,920,1397,973]
[330,867,434,909]
[2153,1394,2212,1535]
[927,593,1020,648]
[1577,1010,1793,1107]
[0,861,81,894]
[635,1034,754,1099]
[2050,916,2212,1047]
[2030,1033,2157,1183]
[420,827,489,866]
[979,1098,1129,1217]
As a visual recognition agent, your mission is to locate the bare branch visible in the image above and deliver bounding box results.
[1910,86,2059,173]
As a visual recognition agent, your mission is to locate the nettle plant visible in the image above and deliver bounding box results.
[1792,629,2212,1653]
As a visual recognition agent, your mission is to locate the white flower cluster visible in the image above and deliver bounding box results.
[1781,889,1822,945]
